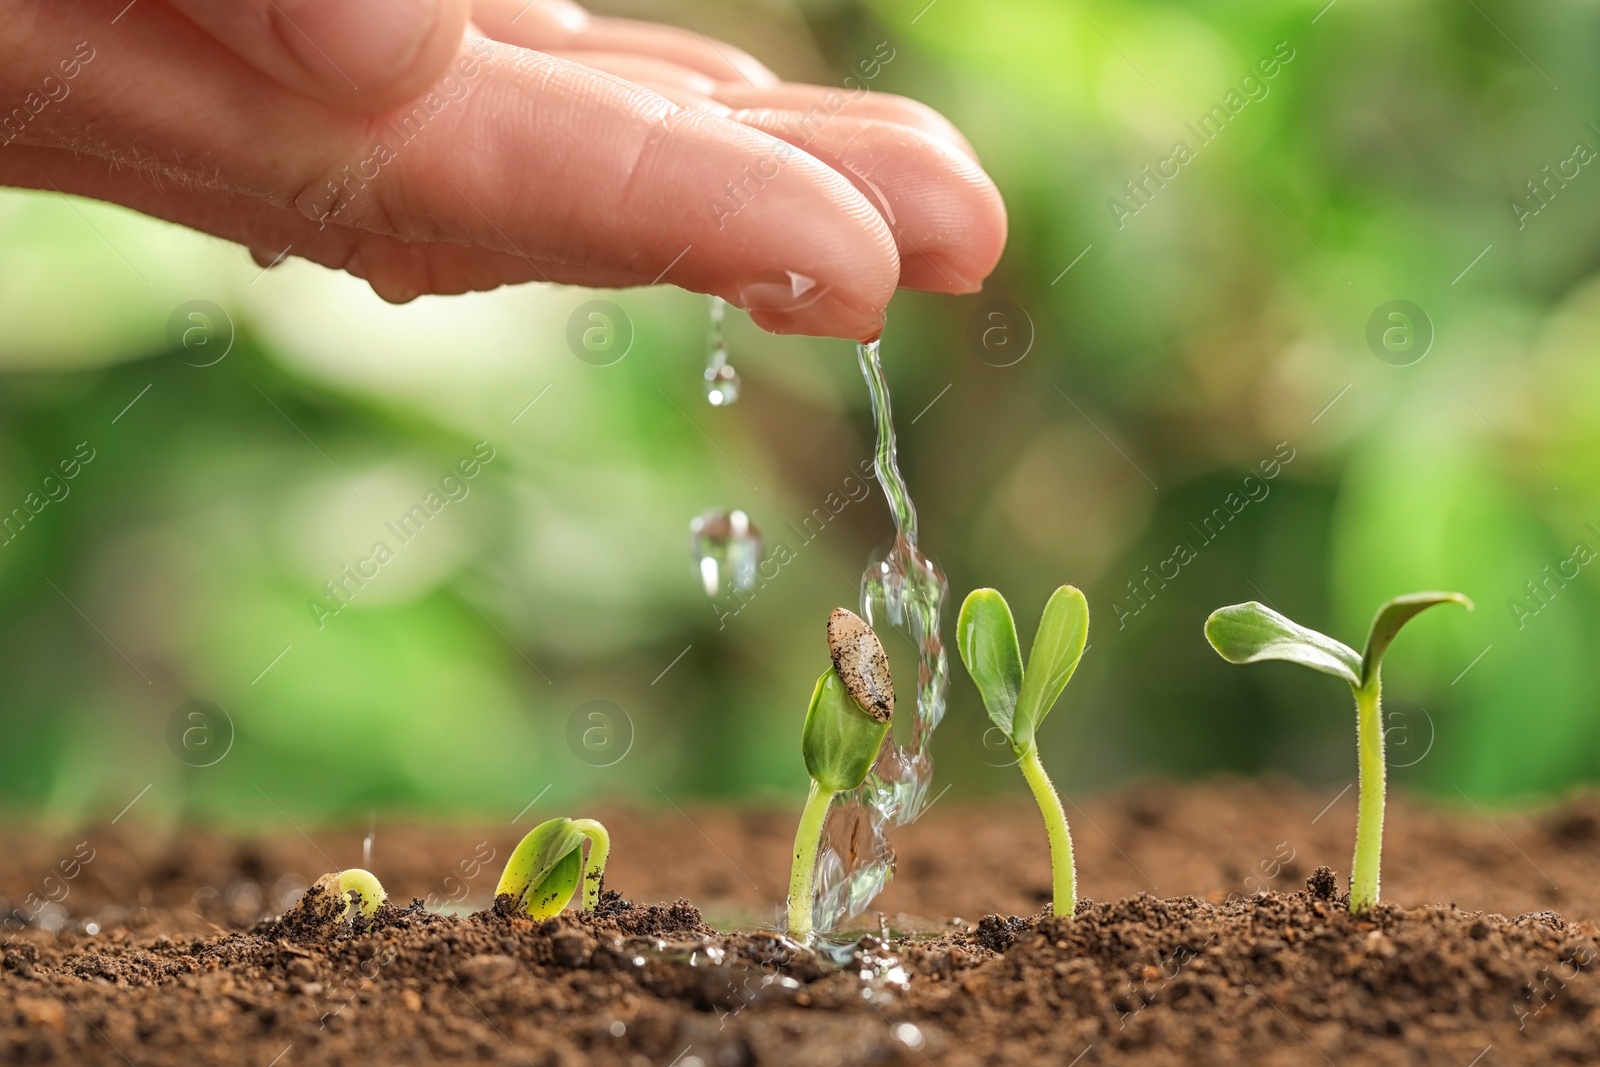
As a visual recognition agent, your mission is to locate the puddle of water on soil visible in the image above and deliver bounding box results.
[644,926,934,986]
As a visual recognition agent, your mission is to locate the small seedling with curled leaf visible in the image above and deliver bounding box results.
[1205,592,1473,914]
[786,608,894,941]
[956,586,1090,919]
[496,817,610,918]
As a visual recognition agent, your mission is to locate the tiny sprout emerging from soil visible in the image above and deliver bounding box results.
[495,817,610,919]
[956,586,1090,919]
[307,868,387,925]
[1205,592,1473,915]
[787,608,894,942]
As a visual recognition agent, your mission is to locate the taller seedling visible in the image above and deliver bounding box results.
[1204,592,1472,913]
[956,585,1090,919]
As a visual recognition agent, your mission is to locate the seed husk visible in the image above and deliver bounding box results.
[826,607,893,723]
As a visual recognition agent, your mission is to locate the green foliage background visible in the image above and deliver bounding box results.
[2,0,1597,826]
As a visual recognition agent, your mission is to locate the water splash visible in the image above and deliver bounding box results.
[689,508,763,597]
[811,338,949,931]
[704,296,741,406]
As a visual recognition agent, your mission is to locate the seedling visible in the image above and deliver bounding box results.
[956,586,1089,919]
[786,608,894,941]
[1204,592,1473,914]
[496,817,610,918]
[306,868,387,924]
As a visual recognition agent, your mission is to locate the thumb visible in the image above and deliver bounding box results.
[165,0,472,112]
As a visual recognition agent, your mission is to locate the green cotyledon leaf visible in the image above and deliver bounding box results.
[956,588,1024,740]
[496,818,585,919]
[1012,585,1089,754]
[1204,602,1362,688]
[802,668,891,793]
[1359,591,1474,688]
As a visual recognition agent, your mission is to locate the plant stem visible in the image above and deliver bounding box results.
[571,819,610,911]
[1019,745,1077,919]
[787,780,835,941]
[1350,678,1385,914]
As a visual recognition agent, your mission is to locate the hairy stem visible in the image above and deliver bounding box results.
[1350,678,1385,914]
[570,819,610,911]
[787,780,835,941]
[1019,745,1077,919]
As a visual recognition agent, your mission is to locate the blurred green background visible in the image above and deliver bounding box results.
[2,0,1597,828]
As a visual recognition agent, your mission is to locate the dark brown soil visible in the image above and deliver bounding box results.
[5,778,1600,1066]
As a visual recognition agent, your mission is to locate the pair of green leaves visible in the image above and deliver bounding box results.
[496,817,595,919]
[1204,592,1473,691]
[957,586,1090,756]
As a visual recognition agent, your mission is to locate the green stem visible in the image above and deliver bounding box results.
[1350,678,1385,914]
[787,780,835,940]
[1019,745,1077,919]
[571,819,610,911]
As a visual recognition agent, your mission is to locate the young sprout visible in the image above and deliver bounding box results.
[1204,592,1473,914]
[786,608,894,942]
[496,817,610,919]
[307,868,388,923]
[956,586,1090,919]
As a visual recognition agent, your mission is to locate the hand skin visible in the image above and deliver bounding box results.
[0,0,1007,341]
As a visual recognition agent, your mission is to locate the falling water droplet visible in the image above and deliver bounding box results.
[688,508,762,598]
[705,363,740,406]
[704,296,741,406]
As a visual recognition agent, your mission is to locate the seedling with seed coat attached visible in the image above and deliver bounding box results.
[786,607,894,941]
[956,585,1090,919]
[496,817,610,918]
[1204,592,1473,914]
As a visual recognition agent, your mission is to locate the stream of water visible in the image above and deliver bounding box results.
[703,296,740,406]
[685,325,947,932]
[810,339,948,931]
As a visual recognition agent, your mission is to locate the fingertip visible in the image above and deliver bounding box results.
[727,275,889,342]
[899,252,983,294]
[727,111,1007,298]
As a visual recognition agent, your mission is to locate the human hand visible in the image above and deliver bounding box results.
[1,0,1006,340]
